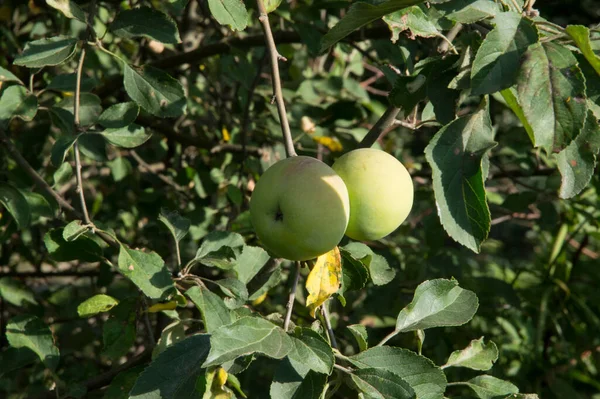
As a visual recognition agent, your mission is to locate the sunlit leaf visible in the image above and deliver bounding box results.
[305,247,342,317]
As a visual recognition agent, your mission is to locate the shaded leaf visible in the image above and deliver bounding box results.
[347,324,369,352]
[158,208,191,243]
[63,220,90,242]
[0,278,38,307]
[6,314,60,370]
[53,162,73,186]
[0,66,23,84]
[46,0,86,21]
[98,102,139,129]
[270,357,327,399]
[101,124,151,148]
[287,327,334,374]
[350,368,416,399]
[464,375,519,399]
[0,183,30,229]
[103,365,145,399]
[54,92,102,127]
[0,85,37,128]
[186,285,234,333]
[47,73,98,92]
[44,228,103,262]
[13,36,78,68]
[51,135,76,166]
[117,245,176,300]
[383,6,440,42]
[111,7,181,44]
[566,25,600,76]
[103,299,136,359]
[0,347,38,378]
[435,0,500,24]
[443,337,498,370]
[234,245,270,284]
[152,321,186,359]
[342,242,396,286]
[306,247,342,317]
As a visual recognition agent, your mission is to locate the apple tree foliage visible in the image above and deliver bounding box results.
[0,0,599,398]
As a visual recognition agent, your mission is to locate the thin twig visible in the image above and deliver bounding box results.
[376,329,398,347]
[283,262,301,331]
[438,23,462,53]
[321,302,338,349]
[129,150,192,198]
[358,106,401,148]
[256,0,297,157]
[333,364,352,374]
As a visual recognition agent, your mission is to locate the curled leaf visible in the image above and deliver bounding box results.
[305,247,342,317]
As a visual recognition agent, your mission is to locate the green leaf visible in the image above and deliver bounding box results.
[46,0,86,22]
[63,220,90,242]
[339,248,370,296]
[470,12,538,95]
[13,36,78,68]
[186,285,234,333]
[109,157,132,182]
[566,25,600,76]
[158,208,191,243]
[443,337,498,370]
[152,320,186,359]
[499,88,534,145]
[516,41,587,152]
[264,0,282,13]
[395,279,479,332]
[349,347,447,399]
[287,327,334,374]
[213,278,249,309]
[0,66,23,84]
[6,314,60,370]
[78,133,107,161]
[424,103,496,252]
[123,64,187,118]
[435,0,500,24]
[347,324,369,352]
[22,192,54,220]
[342,242,396,286]
[111,7,181,44]
[103,299,137,359]
[234,245,270,284]
[270,358,327,399]
[98,102,139,129]
[47,73,98,92]
[0,347,38,377]
[53,160,73,186]
[383,6,440,42]
[117,244,176,300]
[0,278,38,307]
[0,85,38,128]
[194,231,245,269]
[556,110,600,198]
[51,136,76,166]
[389,75,427,112]
[101,124,151,148]
[44,228,103,262]
[0,183,30,229]
[320,0,424,52]
[207,0,248,31]
[77,294,119,317]
[203,316,293,367]
[464,375,519,399]
[103,365,144,399]
[54,92,102,127]
[350,368,416,399]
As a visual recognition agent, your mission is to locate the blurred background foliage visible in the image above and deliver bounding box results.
[1,0,599,398]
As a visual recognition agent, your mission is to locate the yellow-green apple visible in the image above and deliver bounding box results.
[332,148,413,241]
[250,156,350,260]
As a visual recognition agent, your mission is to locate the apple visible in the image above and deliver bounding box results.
[250,156,350,261]
[332,148,413,241]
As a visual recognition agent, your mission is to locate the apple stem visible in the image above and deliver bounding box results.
[256,0,297,158]
[283,261,302,331]
[358,105,401,149]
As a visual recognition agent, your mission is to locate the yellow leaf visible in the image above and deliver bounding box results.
[203,367,234,399]
[222,127,230,142]
[301,116,316,134]
[251,291,268,306]
[305,247,342,317]
[312,136,343,152]
[147,301,177,313]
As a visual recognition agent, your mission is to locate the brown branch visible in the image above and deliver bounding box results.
[256,0,296,158]
[283,262,301,331]
[358,105,401,148]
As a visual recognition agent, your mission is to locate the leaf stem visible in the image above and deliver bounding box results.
[333,363,352,374]
[358,105,401,148]
[283,262,301,331]
[376,329,399,347]
[322,302,338,349]
[256,0,297,157]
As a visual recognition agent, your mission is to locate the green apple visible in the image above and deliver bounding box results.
[332,148,413,241]
[250,156,350,261]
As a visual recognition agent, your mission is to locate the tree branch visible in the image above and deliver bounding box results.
[256,0,296,158]
[358,105,401,148]
[321,302,338,349]
[283,262,301,331]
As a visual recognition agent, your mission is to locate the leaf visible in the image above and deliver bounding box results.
[342,242,396,286]
[129,334,211,399]
[499,88,534,145]
[117,244,176,300]
[54,92,103,127]
[233,245,270,284]
[389,75,427,112]
[186,285,234,333]
[0,66,23,84]
[13,36,78,68]
[109,157,132,182]
[152,321,186,359]
[320,0,424,51]
[556,110,600,198]
[395,279,479,332]
[270,358,327,399]
[158,208,191,243]
[77,294,119,317]
[98,102,139,129]
[0,85,38,128]
[44,228,103,262]
[0,278,38,307]
[46,0,86,22]
[339,248,370,296]
[464,375,519,399]
[350,368,416,399]
[62,220,90,241]
[347,324,369,352]
[22,192,54,220]
[195,231,245,269]
[0,183,30,229]
[53,161,73,186]
[443,337,498,370]
[264,0,282,13]
[435,0,500,24]
[111,7,181,44]
[78,133,107,161]
[516,42,587,152]
[103,299,137,359]
[566,25,600,76]
[101,124,151,148]
[349,347,447,399]
[123,64,187,118]
[287,327,334,374]
[203,316,293,367]
[212,278,248,309]
[207,0,248,31]
[103,365,144,399]
[470,12,538,95]
[47,73,98,92]
[425,101,496,252]
[6,314,60,370]
[383,6,440,42]
[305,247,342,317]
[0,347,38,377]
[51,136,76,166]
[199,367,235,398]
